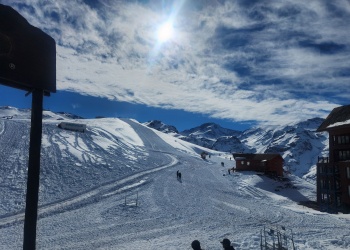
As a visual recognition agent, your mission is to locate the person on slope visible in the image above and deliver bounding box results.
[191,240,204,250]
[220,238,235,250]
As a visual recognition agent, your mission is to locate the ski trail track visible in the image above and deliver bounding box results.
[0,153,178,228]
[0,119,183,228]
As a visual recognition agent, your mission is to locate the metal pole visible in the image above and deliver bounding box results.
[291,229,295,250]
[23,89,44,250]
[264,226,267,249]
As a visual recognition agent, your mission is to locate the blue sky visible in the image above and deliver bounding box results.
[1,0,349,131]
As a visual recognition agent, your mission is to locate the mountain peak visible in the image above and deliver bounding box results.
[143,120,179,134]
[181,122,241,139]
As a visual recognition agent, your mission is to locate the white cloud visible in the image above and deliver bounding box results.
[3,0,349,126]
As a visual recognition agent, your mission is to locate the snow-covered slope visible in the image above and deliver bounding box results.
[0,107,349,250]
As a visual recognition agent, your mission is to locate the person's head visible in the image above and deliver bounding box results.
[220,238,231,248]
[191,240,201,250]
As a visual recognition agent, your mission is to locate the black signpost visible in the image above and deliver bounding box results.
[23,88,44,250]
[0,4,56,250]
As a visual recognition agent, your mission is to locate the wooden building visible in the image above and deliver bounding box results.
[316,104,350,212]
[232,153,284,177]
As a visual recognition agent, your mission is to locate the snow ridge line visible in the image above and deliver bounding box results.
[0,153,178,228]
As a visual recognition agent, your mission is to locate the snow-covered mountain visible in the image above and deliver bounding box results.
[1,106,349,250]
[147,122,244,151]
[240,118,328,180]
[179,123,241,149]
[181,122,241,139]
[143,120,178,134]
[145,118,328,181]
[211,135,250,153]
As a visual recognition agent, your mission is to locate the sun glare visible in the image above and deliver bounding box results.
[157,21,174,43]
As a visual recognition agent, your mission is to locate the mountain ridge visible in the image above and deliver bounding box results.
[144,117,328,181]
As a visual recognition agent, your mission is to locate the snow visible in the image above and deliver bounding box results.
[327,119,350,128]
[0,107,349,249]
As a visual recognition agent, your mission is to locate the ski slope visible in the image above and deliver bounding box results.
[0,109,349,249]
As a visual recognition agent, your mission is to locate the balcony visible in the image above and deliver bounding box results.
[318,156,329,163]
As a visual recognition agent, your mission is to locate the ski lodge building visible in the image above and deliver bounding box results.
[316,104,350,212]
[232,153,284,177]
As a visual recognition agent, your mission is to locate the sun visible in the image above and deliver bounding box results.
[157,21,174,43]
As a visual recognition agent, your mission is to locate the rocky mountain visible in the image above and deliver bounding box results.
[178,122,242,149]
[143,120,178,134]
[240,118,328,179]
[211,136,250,153]
[145,118,328,181]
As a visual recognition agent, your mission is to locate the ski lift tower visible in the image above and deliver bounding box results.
[0,4,56,250]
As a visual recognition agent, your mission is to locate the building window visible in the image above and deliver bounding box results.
[348,186,350,197]
[247,161,250,166]
[336,180,340,190]
[347,167,350,179]
[322,193,328,202]
[323,166,328,174]
[319,166,324,174]
[337,135,350,145]
[337,196,341,206]
[337,150,350,161]
[241,161,245,165]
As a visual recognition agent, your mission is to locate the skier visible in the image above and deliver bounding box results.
[220,238,235,250]
[176,170,182,180]
[191,240,203,250]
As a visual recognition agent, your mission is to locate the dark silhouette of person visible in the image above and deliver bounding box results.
[220,238,235,250]
[176,170,182,181]
[191,240,203,250]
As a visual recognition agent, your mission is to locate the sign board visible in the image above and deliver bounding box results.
[0,4,56,94]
